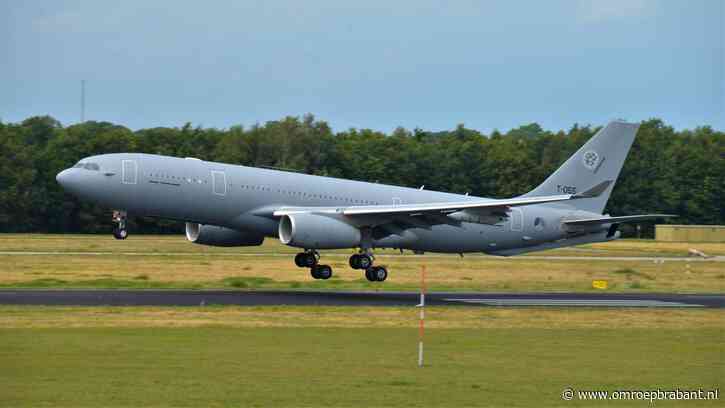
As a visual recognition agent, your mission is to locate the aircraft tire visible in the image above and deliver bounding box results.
[316,265,333,280]
[294,253,307,268]
[365,267,376,282]
[349,254,364,269]
[358,254,373,269]
[373,266,387,282]
[301,252,317,267]
[113,228,128,240]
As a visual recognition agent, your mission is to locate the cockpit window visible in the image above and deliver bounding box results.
[72,162,100,170]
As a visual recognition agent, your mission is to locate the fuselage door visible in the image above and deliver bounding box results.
[212,170,227,196]
[392,197,402,206]
[122,160,137,184]
[510,208,523,232]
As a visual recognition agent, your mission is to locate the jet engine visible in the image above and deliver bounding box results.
[278,214,361,249]
[185,223,264,247]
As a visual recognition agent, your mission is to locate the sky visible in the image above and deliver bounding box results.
[1,0,723,133]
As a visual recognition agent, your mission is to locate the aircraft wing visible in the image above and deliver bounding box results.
[272,180,613,223]
[563,214,676,226]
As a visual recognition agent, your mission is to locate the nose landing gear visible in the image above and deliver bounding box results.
[112,210,128,240]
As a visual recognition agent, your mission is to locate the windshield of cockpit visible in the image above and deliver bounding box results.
[72,162,100,171]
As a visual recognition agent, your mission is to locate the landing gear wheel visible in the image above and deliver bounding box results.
[373,266,387,282]
[358,254,373,269]
[112,210,128,240]
[295,252,318,268]
[311,265,333,280]
[349,254,360,269]
[365,266,387,282]
[113,228,128,240]
[349,253,373,269]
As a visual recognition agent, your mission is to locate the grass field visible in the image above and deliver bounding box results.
[1,306,723,407]
[1,235,723,406]
[1,234,723,292]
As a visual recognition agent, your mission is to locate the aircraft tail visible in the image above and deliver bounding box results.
[523,120,639,214]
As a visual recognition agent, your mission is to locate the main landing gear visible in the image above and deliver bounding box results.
[349,253,387,282]
[292,250,388,282]
[294,250,333,280]
[112,210,128,240]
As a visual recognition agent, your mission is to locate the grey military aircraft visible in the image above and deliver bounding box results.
[56,120,672,282]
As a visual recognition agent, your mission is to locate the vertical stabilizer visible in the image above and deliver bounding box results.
[523,121,639,213]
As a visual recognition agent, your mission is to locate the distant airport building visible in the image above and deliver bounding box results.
[655,225,725,242]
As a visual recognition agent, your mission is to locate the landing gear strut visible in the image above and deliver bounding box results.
[294,250,333,280]
[112,210,128,240]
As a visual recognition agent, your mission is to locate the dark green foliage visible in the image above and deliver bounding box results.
[0,115,722,235]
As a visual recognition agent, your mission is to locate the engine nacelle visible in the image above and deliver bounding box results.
[278,214,361,249]
[185,223,264,247]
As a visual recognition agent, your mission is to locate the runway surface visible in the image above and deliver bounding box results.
[0,290,722,308]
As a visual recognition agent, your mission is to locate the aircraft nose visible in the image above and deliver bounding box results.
[56,169,70,186]
[56,168,83,194]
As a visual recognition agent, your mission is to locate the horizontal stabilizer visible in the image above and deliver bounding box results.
[563,214,677,226]
[573,180,612,199]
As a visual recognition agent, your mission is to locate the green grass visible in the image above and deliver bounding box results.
[1,326,722,407]
[2,234,724,256]
[1,306,722,406]
[1,234,723,293]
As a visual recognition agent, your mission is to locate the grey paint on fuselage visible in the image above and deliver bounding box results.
[57,152,595,253]
[57,121,656,255]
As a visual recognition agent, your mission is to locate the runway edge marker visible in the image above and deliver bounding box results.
[417,265,426,367]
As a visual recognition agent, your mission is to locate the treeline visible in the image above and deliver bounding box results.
[0,115,722,235]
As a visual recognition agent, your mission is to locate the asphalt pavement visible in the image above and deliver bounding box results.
[0,290,722,308]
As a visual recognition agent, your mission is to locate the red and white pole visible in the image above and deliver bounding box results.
[418,265,426,367]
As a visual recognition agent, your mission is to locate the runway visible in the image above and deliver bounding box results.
[0,290,722,308]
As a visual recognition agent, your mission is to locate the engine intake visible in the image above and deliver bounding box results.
[278,214,361,249]
[185,223,264,247]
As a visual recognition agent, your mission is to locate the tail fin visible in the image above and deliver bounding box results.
[523,120,639,214]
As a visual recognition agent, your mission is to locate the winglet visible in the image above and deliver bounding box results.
[573,180,612,199]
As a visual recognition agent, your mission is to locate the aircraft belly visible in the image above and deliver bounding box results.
[400,224,500,253]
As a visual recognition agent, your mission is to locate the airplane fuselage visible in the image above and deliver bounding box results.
[57,153,610,254]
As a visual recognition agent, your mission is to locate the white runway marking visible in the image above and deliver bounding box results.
[443,298,705,307]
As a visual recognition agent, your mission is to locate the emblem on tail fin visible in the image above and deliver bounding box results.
[582,150,600,171]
